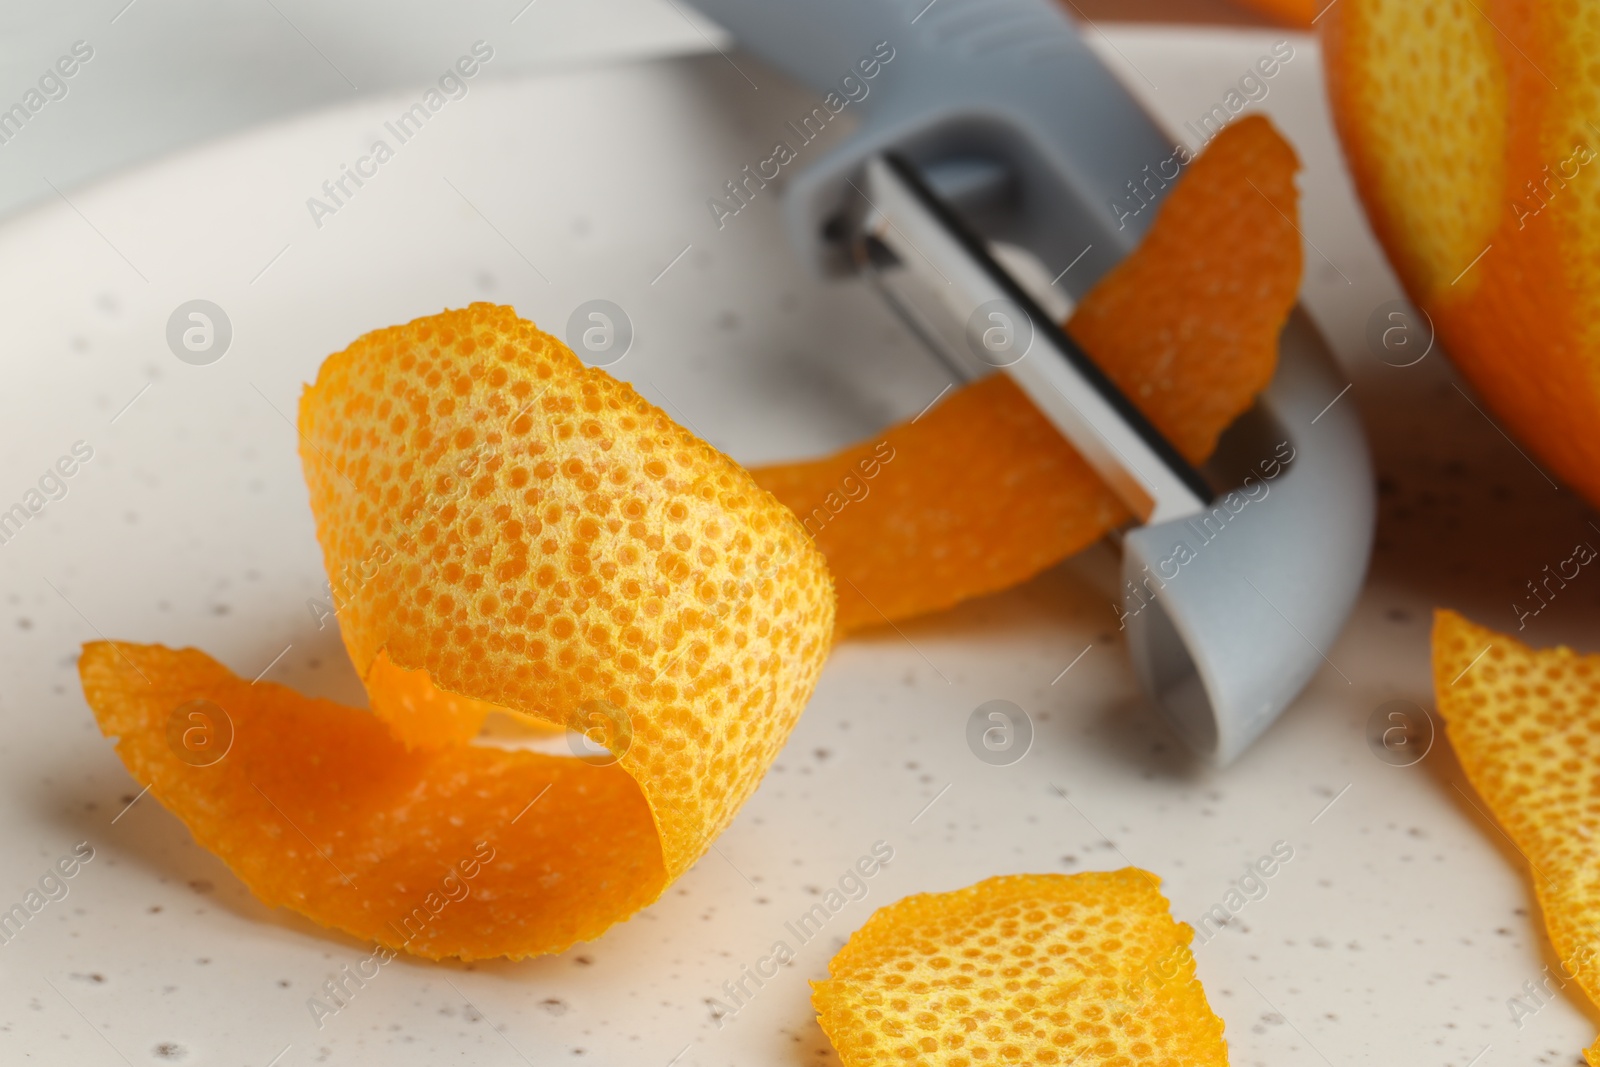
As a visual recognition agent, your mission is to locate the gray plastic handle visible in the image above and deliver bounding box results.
[689,0,1375,763]
[1122,310,1373,763]
[684,0,1177,292]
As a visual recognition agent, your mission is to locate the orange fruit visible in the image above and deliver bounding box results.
[1324,1,1600,505]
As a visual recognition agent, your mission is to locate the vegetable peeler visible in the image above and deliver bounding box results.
[684,0,1374,764]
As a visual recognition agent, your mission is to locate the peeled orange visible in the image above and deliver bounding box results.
[1324,1,1600,505]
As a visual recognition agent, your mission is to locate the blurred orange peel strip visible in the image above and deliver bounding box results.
[1433,610,1600,1066]
[813,870,1228,1066]
[77,114,1302,961]
[81,305,836,959]
[753,114,1302,633]
[1229,0,1314,27]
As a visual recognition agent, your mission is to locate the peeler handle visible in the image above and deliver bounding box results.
[682,0,1183,291]
[693,0,1377,766]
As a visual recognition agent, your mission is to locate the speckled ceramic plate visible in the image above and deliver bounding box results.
[0,27,1592,1067]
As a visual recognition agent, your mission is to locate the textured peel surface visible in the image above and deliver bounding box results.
[81,304,835,958]
[1432,609,1600,1065]
[754,115,1301,632]
[1323,0,1507,298]
[365,648,513,748]
[813,870,1228,1066]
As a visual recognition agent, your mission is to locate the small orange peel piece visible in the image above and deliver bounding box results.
[1432,609,1600,1065]
[754,114,1301,633]
[813,870,1228,1066]
[80,305,835,958]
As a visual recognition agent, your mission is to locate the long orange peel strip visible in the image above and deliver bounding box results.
[1433,610,1600,1065]
[1229,0,1314,27]
[753,114,1302,633]
[813,870,1228,1066]
[80,305,835,959]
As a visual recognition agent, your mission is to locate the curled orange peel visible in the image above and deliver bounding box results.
[754,114,1301,633]
[1433,609,1600,1065]
[78,116,1305,961]
[81,305,835,958]
[813,870,1228,1066]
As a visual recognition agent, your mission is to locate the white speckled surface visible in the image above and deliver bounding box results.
[1,25,1597,1067]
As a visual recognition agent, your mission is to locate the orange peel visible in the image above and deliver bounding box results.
[1432,609,1600,1065]
[81,641,660,960]
[81,305,835,958]
[364,648,512,748]
[78,117,1306,962]
[754,114,1301,632]
[813,870,1228,1066]
[1227,0,1314,26]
